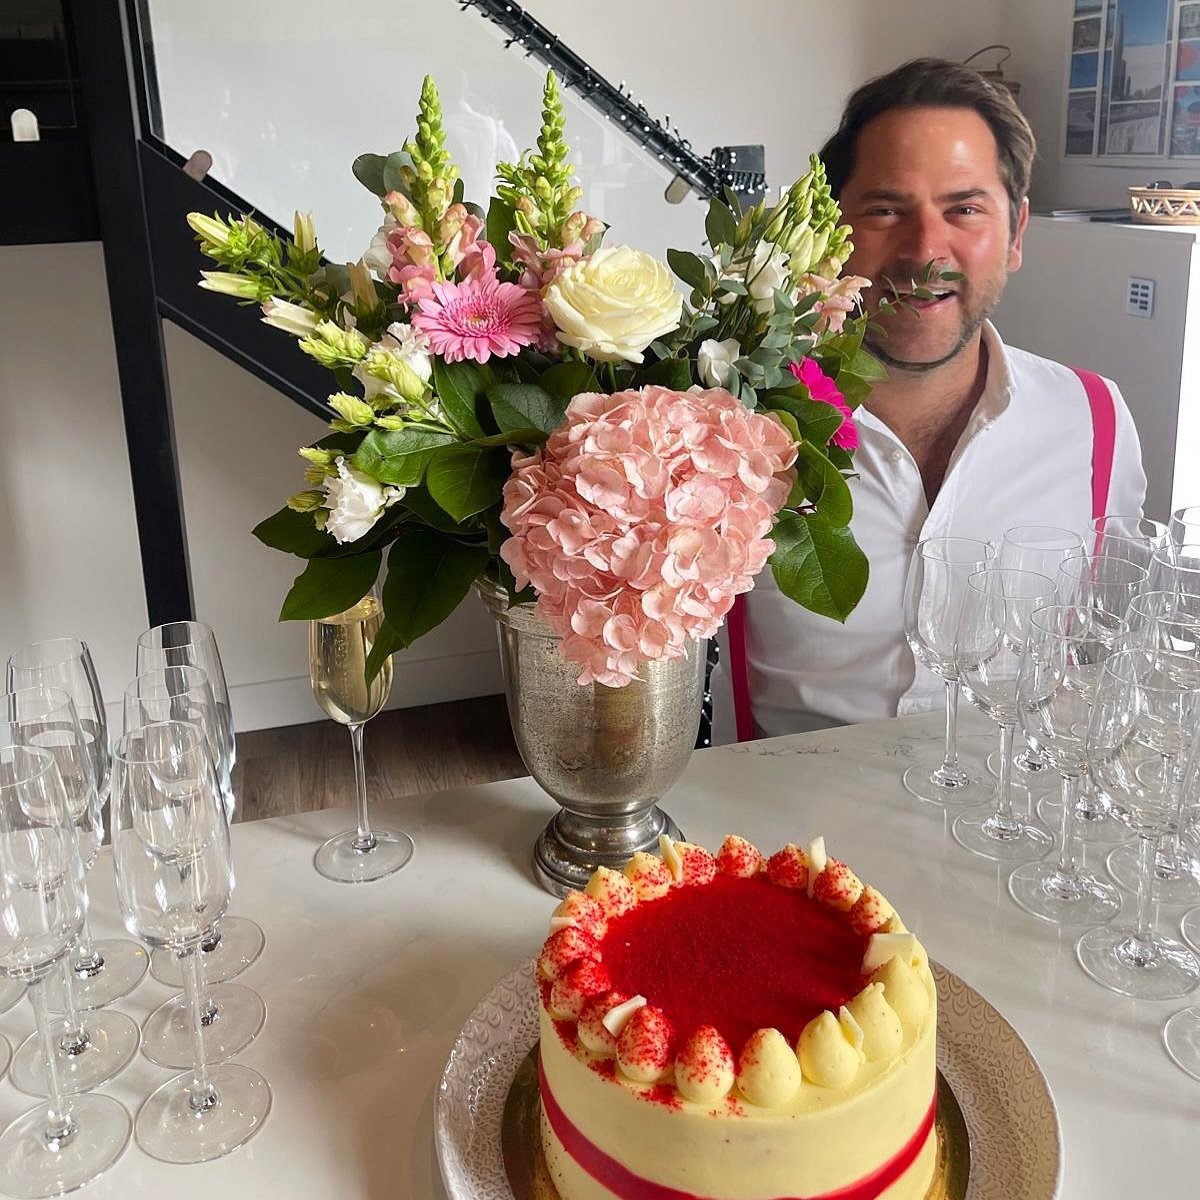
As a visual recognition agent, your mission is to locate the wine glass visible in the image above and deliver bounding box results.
[124,669,266,1068]
[135,622,264,986]
[6,638,148,1009]
[112,721,271,1164]
[1169,504,1200,547]
[952,569,1057,860]
[1077,649,1200,999]
[1089,514,1172,575]
[994,526,1085,779]
[3,687,141,1099]
[901,537,995,805]
[0,742,131,1196]
[309,589,414,882]
[1008,606,1124,925]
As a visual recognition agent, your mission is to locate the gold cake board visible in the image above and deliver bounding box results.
[501,1044,970,1200]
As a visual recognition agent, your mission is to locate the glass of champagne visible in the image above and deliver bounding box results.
[6,638,148,1010]
[310,588,413,883]
[901,537,995,805]
[1163,721,1200,1079]
[1169,505,1200,547]
[135,622,264,987]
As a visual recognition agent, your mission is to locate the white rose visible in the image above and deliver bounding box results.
[322,457,405,545]
[696,338,741,390]
[745,240,792,315]
[542,245,683,364]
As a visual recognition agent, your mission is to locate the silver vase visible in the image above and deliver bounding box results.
[477,582,703,897]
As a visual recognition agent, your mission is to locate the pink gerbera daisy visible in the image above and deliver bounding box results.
[788,357,859,451]
[412,275,544,364]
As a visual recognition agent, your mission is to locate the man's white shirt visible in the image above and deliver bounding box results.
[736,322,1148,738]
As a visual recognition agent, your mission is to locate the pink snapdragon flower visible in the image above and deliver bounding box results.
[499,385,798,687]
[412,275,543,363]
[385,225,437,302]
[797,272,871,335]
[788,358,859,451]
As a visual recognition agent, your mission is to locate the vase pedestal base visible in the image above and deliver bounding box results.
[532,806,683,897]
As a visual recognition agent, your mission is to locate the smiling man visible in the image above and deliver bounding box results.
[736,58,1147,736]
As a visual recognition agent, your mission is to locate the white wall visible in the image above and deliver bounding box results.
[7,3,1010,732]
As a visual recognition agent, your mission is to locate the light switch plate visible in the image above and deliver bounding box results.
[1127,277,1155,318]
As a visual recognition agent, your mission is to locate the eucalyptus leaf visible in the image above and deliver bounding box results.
[381,529,490,647]
[425,445,509,522]
[486,196,518,264]
[487,382,568,435]
[705,197,738,249]
[279,550,381,621]
[667,248,709,292]
[351,153,387,197]
[769,512,868,622]
[382,150,413,194]
[352,427,455,486]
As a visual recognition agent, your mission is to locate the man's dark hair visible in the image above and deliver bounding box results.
[819,58,1036,236]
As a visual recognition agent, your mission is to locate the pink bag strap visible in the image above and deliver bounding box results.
[727,595,755,743]
[1071,366,1116,521]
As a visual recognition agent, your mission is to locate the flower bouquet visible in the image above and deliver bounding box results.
[189,73,880,689]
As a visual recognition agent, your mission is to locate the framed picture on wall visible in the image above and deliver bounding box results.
[1061,0,1200,163]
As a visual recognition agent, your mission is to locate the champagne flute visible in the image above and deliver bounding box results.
[6,638,148,1009]
[1009,606,1123,925]
[994,526,1085,779]
[4,687,141,1099]
[1170,505,1200,547]
[901,537,995,805]
[1077,649,1200,999]
[112,721,271,1163]
[135,622,264,986]
[0,743,131,1196]
[310,589,413,882]
[124,669,266,1068]
[952,568,1057,860]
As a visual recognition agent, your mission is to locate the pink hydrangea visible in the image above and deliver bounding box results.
[788,358,858,451]
[499,385,798,687]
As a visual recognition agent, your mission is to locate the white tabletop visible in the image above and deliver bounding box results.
[0,710,1193,1198]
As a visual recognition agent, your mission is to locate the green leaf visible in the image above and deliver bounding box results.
[314,431,364,455]
[352,153,387,197]
[381,529,490,646]
[766,393,842,445]
[365,618,404,683]
[705,197,738,248]
[279,551,381,621]
[469,429,544,447]
[847,346,888,383]
[717,278,747,296]
[538,360,601,400]
[486,382,567,435]
[400,484,463,533]
[252,506,334,559]
[433,358,491,438]
[792,441,853,526]
[382,150,413,194]
[486,196,519,264]
[352,427,455,486]
[632,357,693,390]
[425,445,508,522]
[769,513,867,622]
[666,248,709,292]
[496,559,536,606]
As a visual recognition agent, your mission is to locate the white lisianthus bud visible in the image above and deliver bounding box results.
[187,212,232,247]
[322,457,405,545]
[286,490,324,512]
[200,270,263,300]
[261,297,319,338]
[327,392,376,428]
[696,338,741,390]
[348,259,377,310]
[744,241,792,315]
[293,210,317,255]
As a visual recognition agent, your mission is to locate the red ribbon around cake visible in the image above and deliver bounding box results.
[539,1056,936,1200]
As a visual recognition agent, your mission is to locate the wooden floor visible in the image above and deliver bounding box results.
[229,694,529,822]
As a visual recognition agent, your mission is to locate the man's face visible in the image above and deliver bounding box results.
[838,106,1028,373]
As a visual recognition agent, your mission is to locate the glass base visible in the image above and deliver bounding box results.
[314,828,414,884]
[149,917,265,987]
[141,984,266,1069]
[952,805,1053,862]
[1106,842,1200,906]
[1037,793,1131,848]
[1182,906,1200,953]
[1077,925,1200,999]
[0,1033,10,1081]
[1008,861,1122,927]
[901,750,993,806]
[1163,1007,1200,1081]
[42,941,148,1013]
[0,1094,130,1198]
[0,977,24,1016]
[135,1063,270,1165]
[987,748,1054,782]
[11,1012,140,1098]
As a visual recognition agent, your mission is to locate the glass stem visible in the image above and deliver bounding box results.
[996,723,1016,822]
[71,911,103,976]
[1135,833,1156,944]
[941,678,961,771]
[1056,774,1079,875]
[349,723,375,853]
[181,947,218,1113]
[57,959,90,1056]
[30,975,76,1149]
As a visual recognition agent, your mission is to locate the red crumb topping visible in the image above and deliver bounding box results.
[589,1058,617,1079]
[553,1019,577,1049]
[601,874,868,1048]
[643,1083,683,1110]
